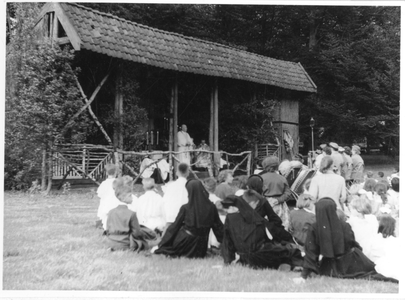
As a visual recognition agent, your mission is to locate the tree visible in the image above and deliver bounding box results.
[5,3,93,191]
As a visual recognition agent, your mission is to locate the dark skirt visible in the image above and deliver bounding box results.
[239,241,303,270]
[319,248,398,283]
[154,227,209,258]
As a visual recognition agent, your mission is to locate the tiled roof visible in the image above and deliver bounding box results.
[60,3,317,93]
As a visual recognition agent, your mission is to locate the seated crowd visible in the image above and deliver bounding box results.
[97,143,399,284]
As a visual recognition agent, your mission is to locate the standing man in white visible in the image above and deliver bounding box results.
[177,124,194,165]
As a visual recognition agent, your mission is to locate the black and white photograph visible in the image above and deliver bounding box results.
[2,0,403,297]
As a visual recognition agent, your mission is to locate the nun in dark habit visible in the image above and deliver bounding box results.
[221,195,303,270]
[294,198,398,284]
[154,179,224,258]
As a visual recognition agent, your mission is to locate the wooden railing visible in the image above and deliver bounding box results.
[52,144,253,184]
[53,144,114,181]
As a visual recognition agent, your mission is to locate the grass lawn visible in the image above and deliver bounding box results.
[3,189,400,295]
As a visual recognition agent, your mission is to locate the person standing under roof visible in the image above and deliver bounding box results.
[177,124,194,165]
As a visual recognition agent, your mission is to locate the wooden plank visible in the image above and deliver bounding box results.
[71,67,113,146]
[54,4,82,50]
[62,70,111,133]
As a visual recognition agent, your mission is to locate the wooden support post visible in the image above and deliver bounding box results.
[52,12,58,44]
[246,152,252,176]
[209,86,214,152]
[82,147,86,177]
[173,74,178,177]
[213,78,219,175]
[114,64,124,151]
[214,79,218,152]
[169,83,174,181]
[114,151,121,176]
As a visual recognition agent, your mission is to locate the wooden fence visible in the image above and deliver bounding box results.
[52,144,254,185]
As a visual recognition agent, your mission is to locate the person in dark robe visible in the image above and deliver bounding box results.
[221,195,303,270]
[245,175,294,243]
[294,197,398,284]
[106,176,158,251]
[153,179,224,258]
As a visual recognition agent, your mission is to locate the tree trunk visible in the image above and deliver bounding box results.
[45,142,53,194]
[41,148,47,191]
[308,7,320,51]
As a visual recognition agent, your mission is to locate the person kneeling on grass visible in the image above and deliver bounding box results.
[293,198,398,284]
[105,176,158,252]
[220,195,303,271]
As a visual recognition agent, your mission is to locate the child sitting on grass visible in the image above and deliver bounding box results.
[129,178,166,235]
[347,195,382,263]
[290,193,316,250]
[97,164,121,230]
[106,176,158,252]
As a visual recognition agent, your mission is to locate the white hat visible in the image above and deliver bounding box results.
[329,142,339,150]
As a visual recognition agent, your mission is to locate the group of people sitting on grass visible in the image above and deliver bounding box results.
[96,146,399,284]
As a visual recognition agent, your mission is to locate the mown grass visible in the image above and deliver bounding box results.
[2,190,400,294]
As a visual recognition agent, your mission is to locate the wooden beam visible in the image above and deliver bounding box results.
[213,78,219,174]
[114,64,124,150]
[72,73,113,146]
[34,3,81,51]
[173,74,178,175]
[168,81,174,180]
[54,4,81,50]
[209,85,214,151]
[62,69,111,133]
[214,78,219,152]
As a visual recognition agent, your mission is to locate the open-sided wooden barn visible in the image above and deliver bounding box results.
[31,2,317,183]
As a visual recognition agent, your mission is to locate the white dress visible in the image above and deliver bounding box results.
[177,131,193,165]
[346,214,383,262]
[374,235,400,280]
[129,190,166,231]
[162,177,188,223]
[96,178,122,230]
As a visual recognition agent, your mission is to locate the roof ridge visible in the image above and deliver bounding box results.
[66,2,295,66]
